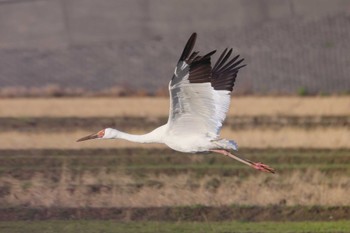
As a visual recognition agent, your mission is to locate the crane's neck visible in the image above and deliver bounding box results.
[105,125,166,144]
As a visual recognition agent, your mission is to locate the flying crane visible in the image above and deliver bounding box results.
[77,33,275,173]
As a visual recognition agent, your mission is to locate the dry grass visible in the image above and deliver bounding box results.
[0,96,349,117]
[2,169,350,207]
[0,127,349,149]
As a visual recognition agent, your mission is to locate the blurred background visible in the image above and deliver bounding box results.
[0,1,350,232]
[0,0,349,96]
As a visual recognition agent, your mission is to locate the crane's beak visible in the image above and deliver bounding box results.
[76,133,99,142]
[77,130,105,142]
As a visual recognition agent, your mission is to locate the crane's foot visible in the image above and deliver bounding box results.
[210,149,276,174]
[250,162,275,174]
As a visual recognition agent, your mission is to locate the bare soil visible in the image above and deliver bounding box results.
[0,97,349,117]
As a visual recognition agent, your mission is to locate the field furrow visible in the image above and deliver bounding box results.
[0,115,349,132]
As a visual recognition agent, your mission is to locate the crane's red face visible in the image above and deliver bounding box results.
[77,129,105,142]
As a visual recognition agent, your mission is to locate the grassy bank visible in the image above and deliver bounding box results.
[1,220,350,233]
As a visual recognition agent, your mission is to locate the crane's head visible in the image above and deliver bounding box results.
[76,128,116,142]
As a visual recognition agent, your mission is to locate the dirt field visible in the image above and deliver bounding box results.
[1,149,350,208]
[0,97,349,226]
[1,147,350,231]
[0,97,349,149]
[0,127,349,149]
[3,168,350,207]
[0,96,349,117]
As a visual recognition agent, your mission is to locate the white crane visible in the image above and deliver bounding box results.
[77,33,275,173]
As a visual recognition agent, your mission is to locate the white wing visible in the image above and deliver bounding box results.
[167,33,245,139]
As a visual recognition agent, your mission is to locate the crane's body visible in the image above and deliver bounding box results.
[77,33,275,173]
[99,126,236,153]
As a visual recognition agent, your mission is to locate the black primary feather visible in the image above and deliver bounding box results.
[175,33,246,91]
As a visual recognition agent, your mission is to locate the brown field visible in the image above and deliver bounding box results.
[1,147,350,222]
[0,96,349,117]
[2,169,350,208]
[1,96,349,149]
[0,127,349,149]
[1,96,349,224]
[1,146,349,208]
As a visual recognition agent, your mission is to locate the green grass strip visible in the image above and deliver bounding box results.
[1,220,350,233]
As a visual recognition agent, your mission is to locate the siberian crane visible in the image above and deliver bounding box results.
[77,33,275,173]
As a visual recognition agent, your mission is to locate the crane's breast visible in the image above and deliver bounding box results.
[163,134,214,153]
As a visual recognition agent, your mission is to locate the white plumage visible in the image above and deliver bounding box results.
[77,33,274,173]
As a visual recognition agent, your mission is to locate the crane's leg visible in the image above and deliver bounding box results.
[210,149,275,174]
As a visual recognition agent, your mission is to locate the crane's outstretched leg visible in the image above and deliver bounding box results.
[211,149,275,174]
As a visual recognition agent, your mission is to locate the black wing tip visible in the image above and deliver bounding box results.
[211,49,246,92]
[179,32,198,62]
[203,50,217,58]
[236,63,247,70]
[213,50,246,71]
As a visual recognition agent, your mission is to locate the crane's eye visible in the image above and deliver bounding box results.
[98,130,105,138]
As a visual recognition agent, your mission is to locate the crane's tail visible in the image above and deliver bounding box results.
[228,140,238,151]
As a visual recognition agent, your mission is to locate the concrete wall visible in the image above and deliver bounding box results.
[0,0,349,94]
